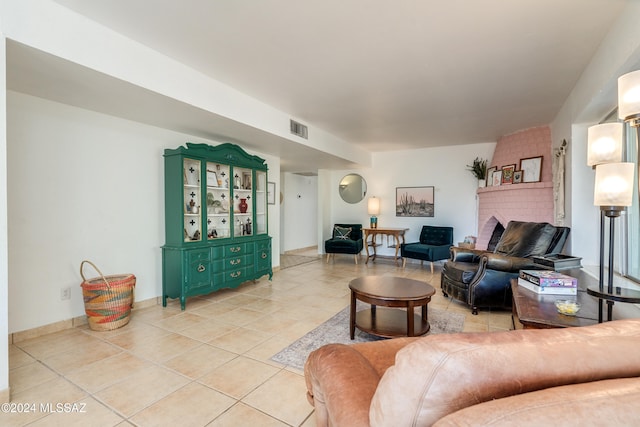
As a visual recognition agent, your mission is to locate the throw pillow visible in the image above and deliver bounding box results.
[334,226,352,240]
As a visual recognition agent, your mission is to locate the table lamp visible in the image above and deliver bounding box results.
[368,197,380,229]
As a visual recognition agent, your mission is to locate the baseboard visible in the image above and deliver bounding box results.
[0,387,9,404]
[10,296,159,344]
[284,246,317,255]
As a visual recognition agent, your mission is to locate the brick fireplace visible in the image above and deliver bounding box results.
[477,126,555,249]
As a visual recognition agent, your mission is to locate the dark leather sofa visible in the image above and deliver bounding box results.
[400,226,453,273]
[325,223,364,264]
[441,221,570,314]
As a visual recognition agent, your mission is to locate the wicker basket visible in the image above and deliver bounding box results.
[80,260,136,331]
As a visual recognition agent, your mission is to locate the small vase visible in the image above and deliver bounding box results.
[478,179,486,188]
[239,198,248,213]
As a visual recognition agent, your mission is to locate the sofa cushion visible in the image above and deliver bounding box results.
[369,319,640,427]
[494,221,556,257]
[486,222,505,252]
[434,377,640,427]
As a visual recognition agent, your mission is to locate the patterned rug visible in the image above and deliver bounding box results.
[271,302,465,370]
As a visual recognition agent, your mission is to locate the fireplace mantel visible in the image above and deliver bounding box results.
[478,182,553,194]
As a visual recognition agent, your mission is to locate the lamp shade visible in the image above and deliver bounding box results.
[618,70,640,122]
[587,123,623,166]
[594,162,634,207]
[367,197,380,215]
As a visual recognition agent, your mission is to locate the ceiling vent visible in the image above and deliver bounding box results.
[290,119,308,139]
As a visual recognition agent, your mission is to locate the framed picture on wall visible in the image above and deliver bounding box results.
[501,164,516,184]
[396,186,434,217]
[492,170,502,186]
[486,166,497,186]
[520,156,543,182]
[513,170,523,184]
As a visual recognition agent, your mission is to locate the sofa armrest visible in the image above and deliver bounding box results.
[304,344,381,427]
[450,246,486,262]
[305,339,416,427]
[481,253,538,272]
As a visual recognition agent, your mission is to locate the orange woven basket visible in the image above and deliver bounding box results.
[80,260,136,331]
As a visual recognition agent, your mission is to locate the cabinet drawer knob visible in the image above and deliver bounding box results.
[197,264,206,273]
[230,259,241,265]
[230,271,242,278]
[261,252,267,259]
[230,247,241,253]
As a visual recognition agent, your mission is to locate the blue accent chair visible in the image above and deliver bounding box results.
[401,226,454,273]
[325,224,364,264]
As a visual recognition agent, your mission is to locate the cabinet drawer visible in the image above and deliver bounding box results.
[225,268,246,281]
[225,254,254,270]
[224,244,246,256]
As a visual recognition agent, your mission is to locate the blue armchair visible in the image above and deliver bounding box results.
[325,224,364,264]
[401,226,454,273]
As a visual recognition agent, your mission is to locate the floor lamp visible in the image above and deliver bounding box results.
[586,123,624,322]
[584,70,640,322]
[589,163,634,321]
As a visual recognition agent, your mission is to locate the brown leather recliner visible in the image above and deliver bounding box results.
[441,221,570,314]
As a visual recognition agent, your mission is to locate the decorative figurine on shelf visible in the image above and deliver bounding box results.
[239,198,248,213]
[189,199,196,212]
[245,218,252,235]
[192,230,200,241]
[234,174,241,189]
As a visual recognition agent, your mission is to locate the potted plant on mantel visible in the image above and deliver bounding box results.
[467,157,488,187]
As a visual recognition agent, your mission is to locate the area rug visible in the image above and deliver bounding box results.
[270,303,465,370]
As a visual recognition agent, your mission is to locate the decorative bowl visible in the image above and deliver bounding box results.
[555,300,581,316]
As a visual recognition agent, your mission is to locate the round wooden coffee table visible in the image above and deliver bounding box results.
[349,276,436,339]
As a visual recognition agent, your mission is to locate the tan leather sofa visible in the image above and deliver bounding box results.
[304,319,640,426]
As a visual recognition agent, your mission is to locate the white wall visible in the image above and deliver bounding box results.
[7,91,280,333]
[2,0,370,170]
[281,173,318,253]
[321,143,496,256]
[551,1,640,267]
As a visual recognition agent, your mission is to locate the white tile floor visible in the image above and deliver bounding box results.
[6,253,513,426]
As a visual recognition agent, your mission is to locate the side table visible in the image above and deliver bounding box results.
[363,227,409,264]
[511,268,599,329]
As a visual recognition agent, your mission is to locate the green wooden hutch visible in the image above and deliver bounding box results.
[162,142,272,309]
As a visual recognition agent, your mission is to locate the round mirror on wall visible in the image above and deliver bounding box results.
[339,174,367,204]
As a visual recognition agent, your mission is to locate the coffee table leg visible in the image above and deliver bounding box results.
[350,291,356,339]
[422,304,428,321]
[407,302,414,336]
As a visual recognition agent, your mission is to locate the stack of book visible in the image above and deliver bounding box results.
[518,270,578,295]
